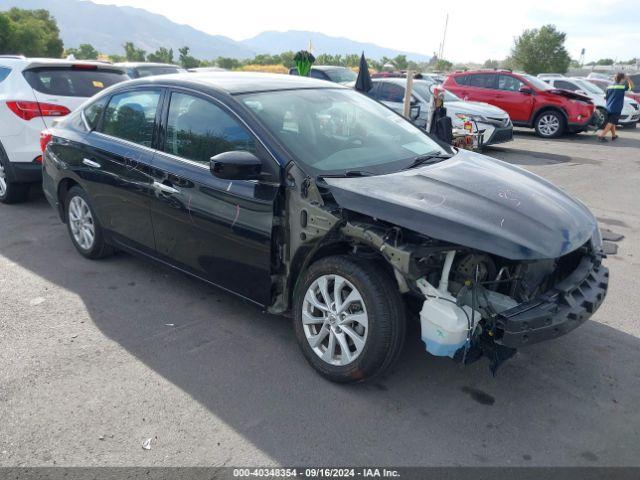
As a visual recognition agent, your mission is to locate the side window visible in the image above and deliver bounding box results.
[101,90,161,147]
[498,75,524,92]
[378,82,405,103]
[0,67,11,83]
[165,92,256,164]
[468,73,497,89]
[454,75,468,86]
[309,70,327,80]
[555,80,578,91]
[83,96,108,130]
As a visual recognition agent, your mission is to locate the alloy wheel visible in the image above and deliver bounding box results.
[538,114,561,136]
[0,164,6,197]
[68,196,95,250]
[302,274,369,366]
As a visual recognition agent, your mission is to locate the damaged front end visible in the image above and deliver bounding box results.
[274,152,609,374]
[411,242,608,373]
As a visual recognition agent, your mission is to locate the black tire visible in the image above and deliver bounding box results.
[594,108,607,129]
[0,159,29,204]
[534,110,565,138]
[293,255,406,383]
[625,122,637,129]
[64,186,113,259]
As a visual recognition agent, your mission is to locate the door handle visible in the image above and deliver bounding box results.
[153,181,180,195]
[82,158,101,168]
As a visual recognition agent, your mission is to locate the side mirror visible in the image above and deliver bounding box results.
[210,151,262,180]
[519,86,533,95]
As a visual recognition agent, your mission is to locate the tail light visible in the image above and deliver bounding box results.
[40,130,53,154]
[6,101,71,121]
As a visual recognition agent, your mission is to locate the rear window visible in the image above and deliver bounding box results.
[0,67,11,83]
[132,66,182,78]
[23,67,127,98]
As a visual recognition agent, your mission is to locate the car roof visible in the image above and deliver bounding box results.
[0,57,123,71]
[115,62,182,68]
[312,65,349,71]
[132,71,344,94]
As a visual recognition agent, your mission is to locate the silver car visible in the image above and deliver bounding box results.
[365,78,514,146]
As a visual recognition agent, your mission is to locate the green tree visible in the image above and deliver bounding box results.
[123,42,146,62]
[108,54,126,63]
[392,54,408,70]
[65,43,99,60]
[147,47,174,64]
[595,58,614,66]
[435,59,453,71]
[178,46,200,69]
[216,57,240,70]
[279,51,296,69]
[483,59,499,69]
[0,8,63,57]
[511,24,571,75]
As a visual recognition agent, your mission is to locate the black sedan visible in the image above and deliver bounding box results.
[42,73,608,382]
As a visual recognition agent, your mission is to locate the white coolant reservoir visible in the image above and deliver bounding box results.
[416,251,481,358]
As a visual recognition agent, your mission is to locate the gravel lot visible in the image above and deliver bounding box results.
[1,128,639,467]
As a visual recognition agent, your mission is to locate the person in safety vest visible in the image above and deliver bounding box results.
[597,72,635,142]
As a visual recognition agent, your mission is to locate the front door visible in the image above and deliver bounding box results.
[81,88,163,251]
[149,90,278,305]
[495,74,534,123]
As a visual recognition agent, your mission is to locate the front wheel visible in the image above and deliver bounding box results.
[293,255,406,383]
[65,186,113,259]
[535,111,565,138]
[594,108,607,129]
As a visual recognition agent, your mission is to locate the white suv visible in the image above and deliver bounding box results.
[0,56,127,203]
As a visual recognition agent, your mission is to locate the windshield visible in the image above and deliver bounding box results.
[521,74,553,91]
[574,79,604,95]
[240,88,448,176]
[325,68,357,83]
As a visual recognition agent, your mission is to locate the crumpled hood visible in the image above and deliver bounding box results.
[324,149,597,260]
[548,88,593,103]
[445,100,508,118]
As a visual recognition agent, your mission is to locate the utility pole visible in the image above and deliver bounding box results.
[438,14,449,61]
[403,71,414,119]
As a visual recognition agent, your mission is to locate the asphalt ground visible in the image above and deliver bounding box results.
[1,126,639,467]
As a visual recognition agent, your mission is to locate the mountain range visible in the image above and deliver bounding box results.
[0,0,431,61]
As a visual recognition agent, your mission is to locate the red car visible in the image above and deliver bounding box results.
[444,70,595,138]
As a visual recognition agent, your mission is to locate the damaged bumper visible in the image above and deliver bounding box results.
[496,254,609,348]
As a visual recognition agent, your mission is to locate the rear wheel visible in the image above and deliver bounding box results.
[535,111,565,138]
[293,255,406,383]
[0,161,28,204]
[65,186,113,259]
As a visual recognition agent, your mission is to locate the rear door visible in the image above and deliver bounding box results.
[461,73,498,104]
[495,74,534,122]
[23,65,128,128]
[148,89,279,305]
[80,87,163,251]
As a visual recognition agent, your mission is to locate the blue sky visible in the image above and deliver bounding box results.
[92,0,639,63]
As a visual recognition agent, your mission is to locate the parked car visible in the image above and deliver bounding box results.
[586,76,640,107]
[42,72,608,382]
[289,65,357,84]
[115,62,186,79]
[544,76,639,128]
[0,56,127,203]
[188,67,227,73]
[362,78,513,146]
[444,70,595,138]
